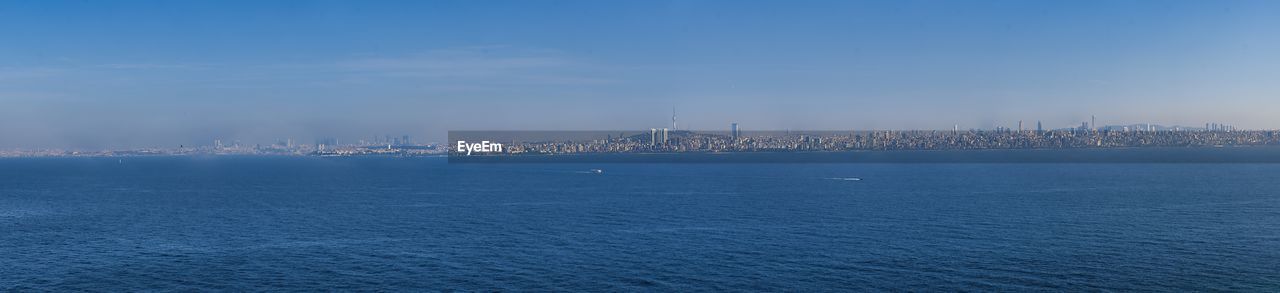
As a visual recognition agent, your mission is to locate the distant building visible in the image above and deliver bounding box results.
[650,129,656,146]
[672,107,677,130]
[315,138,338,151]
[731,123,740,140]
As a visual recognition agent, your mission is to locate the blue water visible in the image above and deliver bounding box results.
[2,157,1279,291]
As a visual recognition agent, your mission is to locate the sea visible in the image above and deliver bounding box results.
[2,155,1279,291]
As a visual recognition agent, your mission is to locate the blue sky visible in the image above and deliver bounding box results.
[1,0,1278,148]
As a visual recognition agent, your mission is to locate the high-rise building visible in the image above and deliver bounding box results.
[671,107,677,130]
[1036,121,1043,133]
[731,123,739,140]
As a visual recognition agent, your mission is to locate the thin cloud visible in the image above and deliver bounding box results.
[334,47,612,85]
[0,67,65,81]
[96,63,211,70]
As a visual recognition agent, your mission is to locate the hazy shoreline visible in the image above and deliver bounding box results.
[448,146,1280,163]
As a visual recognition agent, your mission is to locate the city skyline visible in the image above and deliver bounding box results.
[0,116,1261,154]
[0,113,1264,151]
[3,0,1279,148]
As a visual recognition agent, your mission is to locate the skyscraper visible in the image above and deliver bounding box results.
[672,107,677,130]
[731,123,739,140]
[650,129,656,146]
[1036,121,1043,133]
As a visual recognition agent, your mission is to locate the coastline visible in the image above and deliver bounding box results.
[448,146,1280,163]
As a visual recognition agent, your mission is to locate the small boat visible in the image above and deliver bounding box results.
[589,169,604,174]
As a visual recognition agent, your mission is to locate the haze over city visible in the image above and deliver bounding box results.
[2,0,1278,148]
